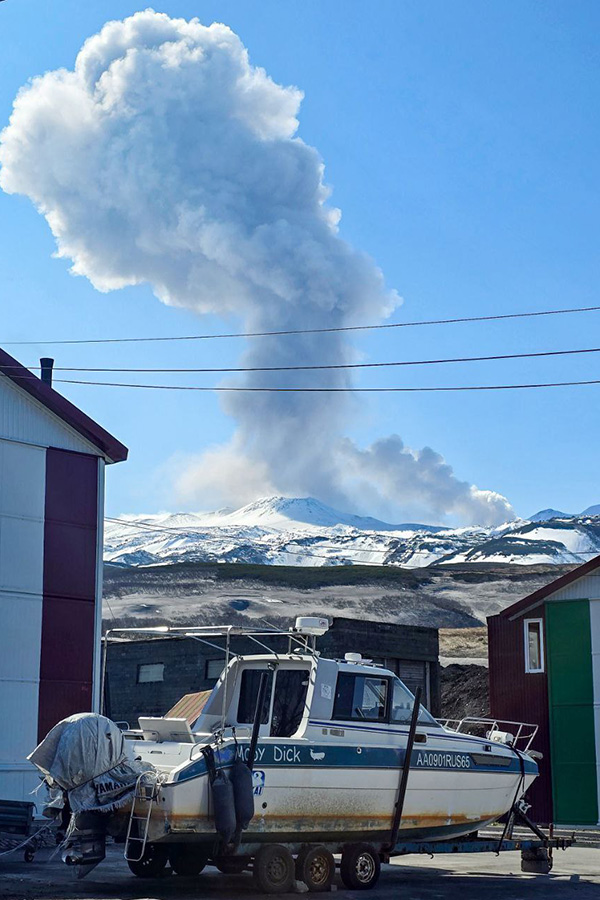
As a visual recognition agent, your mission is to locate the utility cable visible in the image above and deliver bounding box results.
[105,514,594,564]
[105,516,393,562]
[16,344,600,373]
[4,303,600,345]
[47,377,600,392]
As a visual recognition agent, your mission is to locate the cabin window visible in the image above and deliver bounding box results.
[333,673,389,722]
[271,669,310,737]
[137,663,164,683]
[237,669,274,724]
[205,659,224,680]
[524,619,544,673]
[390,677,440,728]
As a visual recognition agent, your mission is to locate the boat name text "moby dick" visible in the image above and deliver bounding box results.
[236,745,302,764]
[416,751,471,769]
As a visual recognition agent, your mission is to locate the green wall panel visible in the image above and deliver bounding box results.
[546,600,598,825]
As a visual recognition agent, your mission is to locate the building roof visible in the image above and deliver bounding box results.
[496,554,600,621]
[0,347,128,464]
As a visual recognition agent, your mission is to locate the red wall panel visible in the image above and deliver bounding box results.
[38,680,93,741]
[488,611,553,823]
[43,522,97,601]
[39,598,95,682]
[44,450,98,528]
[38,448,98,741]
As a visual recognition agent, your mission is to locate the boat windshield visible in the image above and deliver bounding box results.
[236,666,310,737]
[237,669,274,724]
[271,669,310,737]
[390,677,440,728]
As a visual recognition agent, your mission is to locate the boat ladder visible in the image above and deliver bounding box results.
[124,771,160,862]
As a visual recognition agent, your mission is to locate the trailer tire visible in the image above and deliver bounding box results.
[295,845,335,892]
[169,845,208,876]
[127,843,169,878]
[253,844,295,893]
[214,856,250,874]
[340,843,381,890]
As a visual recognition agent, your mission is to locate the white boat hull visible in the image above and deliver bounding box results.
[135,735,537,846]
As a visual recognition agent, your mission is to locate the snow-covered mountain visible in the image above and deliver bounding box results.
[528,508,573,522]
[104,496,600,569]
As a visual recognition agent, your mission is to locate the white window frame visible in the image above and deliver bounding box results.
[523,618,545,673]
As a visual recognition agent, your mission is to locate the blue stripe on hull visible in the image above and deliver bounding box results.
[174,741,536,783]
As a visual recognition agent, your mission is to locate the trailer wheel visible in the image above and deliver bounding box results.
[127,843,169,878]
[215,856,250,874]
[253,844,295,894]
[169,845,208,876]
[340,843,381,890]
[295,845,335,892]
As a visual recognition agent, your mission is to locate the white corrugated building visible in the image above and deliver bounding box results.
[0,349,127,803]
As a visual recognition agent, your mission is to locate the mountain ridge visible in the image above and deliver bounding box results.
[104,495,600,569]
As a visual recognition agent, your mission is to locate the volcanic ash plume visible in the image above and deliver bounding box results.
[0,9,514,526]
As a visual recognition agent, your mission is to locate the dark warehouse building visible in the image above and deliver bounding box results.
[105,616,440,728]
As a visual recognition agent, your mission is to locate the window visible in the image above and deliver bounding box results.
[137,663,164,684]
[237,669,274,724]
[390,677,440,728]
[333,673,388,722]
[271,669,310,737]
[206,658,224,680]
[524,619,544,673]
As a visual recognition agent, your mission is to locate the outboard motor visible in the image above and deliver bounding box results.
[28,713,154,878]
[62,810,108,877]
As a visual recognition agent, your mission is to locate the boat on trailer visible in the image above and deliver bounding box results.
[32,616,542,891]
[114,616,539,889]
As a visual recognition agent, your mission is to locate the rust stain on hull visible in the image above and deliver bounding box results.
[146,810,499,840]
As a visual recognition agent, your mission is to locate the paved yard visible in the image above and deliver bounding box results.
[0,844,598,900]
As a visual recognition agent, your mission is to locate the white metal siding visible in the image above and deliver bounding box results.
[0,438,46,802]
[590,599,600,825]
[0,374,101,456]
[548,573,600,603]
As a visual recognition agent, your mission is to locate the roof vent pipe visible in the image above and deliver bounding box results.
[40,357,54,387]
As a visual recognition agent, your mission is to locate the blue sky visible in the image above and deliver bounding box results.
[1,0,599,520]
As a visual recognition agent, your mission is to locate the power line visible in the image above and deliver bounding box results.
[4,303,600,345]
[105,516,389,563]
[104,509,598,565]
[106,515,393,552]
[47,377,600,392]
[17,344,600,373]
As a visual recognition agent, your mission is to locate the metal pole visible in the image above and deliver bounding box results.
[99,629,112,716]
[387,686,422,852]
[222,630,231,733]
[246,668,271,771]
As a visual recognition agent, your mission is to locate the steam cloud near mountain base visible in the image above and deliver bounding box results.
[0,9,514,526]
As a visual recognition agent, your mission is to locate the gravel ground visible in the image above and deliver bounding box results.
[0,842,598,900]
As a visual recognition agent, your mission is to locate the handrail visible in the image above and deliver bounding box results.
[437,717,539,752]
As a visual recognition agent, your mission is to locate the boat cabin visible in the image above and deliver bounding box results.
[125,618,441,764]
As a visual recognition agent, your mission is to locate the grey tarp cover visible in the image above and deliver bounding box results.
[28,713,153,814]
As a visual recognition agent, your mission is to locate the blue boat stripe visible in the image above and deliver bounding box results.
[173,740,536,783]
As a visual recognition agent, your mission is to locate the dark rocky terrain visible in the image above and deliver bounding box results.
[440,664,490,720]
[103,560,569,629]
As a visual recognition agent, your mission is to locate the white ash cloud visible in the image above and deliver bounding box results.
[0,9,514,526]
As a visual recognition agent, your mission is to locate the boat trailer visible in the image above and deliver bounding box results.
[381,687,571,876]
[117,684,573,891]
